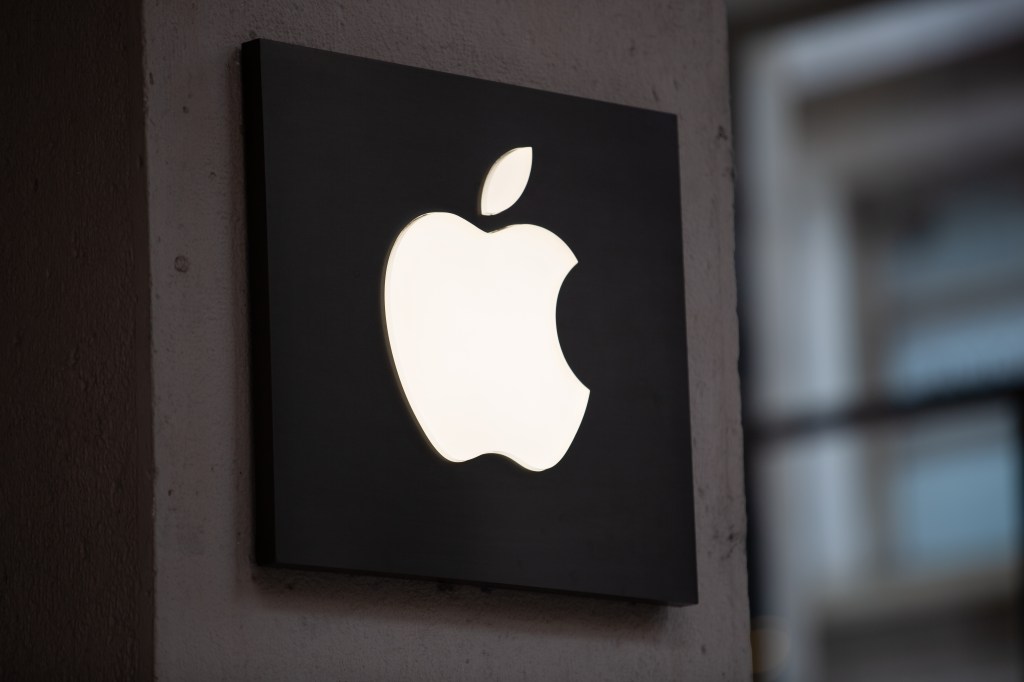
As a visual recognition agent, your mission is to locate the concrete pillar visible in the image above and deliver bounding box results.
[0,1,153,678]
[2,1,747,678]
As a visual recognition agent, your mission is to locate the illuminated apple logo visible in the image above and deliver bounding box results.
[383,147,590,472]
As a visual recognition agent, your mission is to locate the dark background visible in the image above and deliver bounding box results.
[245,39,695,604]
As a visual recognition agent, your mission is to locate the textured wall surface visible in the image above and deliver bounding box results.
[143,0,748,679]
[0,1,153,679]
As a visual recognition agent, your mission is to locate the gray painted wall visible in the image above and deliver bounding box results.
[0,1,153,678]
[143,0,749,678]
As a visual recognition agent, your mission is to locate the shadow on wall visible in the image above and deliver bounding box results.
[728,0,1024,681]
[249,565,670,639]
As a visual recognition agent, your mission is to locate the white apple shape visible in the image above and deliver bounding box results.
[383,147,590,472]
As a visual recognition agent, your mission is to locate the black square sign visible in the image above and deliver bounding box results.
[243,39,696,604]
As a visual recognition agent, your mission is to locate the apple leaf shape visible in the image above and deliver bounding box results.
[480,147,532,216]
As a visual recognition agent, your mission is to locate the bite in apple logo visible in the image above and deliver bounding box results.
[383,147,590,472]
